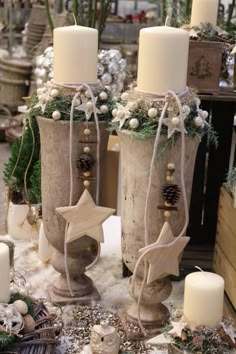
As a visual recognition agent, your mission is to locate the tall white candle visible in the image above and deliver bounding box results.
[190,0,218,27]
[183,271,224,328]
[53,25,98,84]
[0,243,10,303]
[137,26,189,95]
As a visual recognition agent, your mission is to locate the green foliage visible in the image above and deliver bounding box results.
[3,105,41,205]
[29,160,41,205]
[0,332,17,351]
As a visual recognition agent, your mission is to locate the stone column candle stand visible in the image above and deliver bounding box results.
[111,86,211,337]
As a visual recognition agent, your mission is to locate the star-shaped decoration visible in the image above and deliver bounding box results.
[168,321,187,338]
[139,222,190,283]
[76,96,100,120]
[112,103,131,128]
[163,113,187,139]
[56,189,115,243]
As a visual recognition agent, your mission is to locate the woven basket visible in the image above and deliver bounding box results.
[0,77,29,108]
[0,63,31,80]
[2,302,59,354]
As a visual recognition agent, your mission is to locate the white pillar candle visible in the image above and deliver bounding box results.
[137,26,189,95]
[0,243,10,303]
[190,0,218,27]
[53,25,98,84]
[183,271,224,328]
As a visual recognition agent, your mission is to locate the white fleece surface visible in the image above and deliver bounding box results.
[0,216,184,309]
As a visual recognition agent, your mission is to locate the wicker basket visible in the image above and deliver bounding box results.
[0,61,32,81]
[28,5,48,26]
[2,302,59,354]
[0,77,30,108]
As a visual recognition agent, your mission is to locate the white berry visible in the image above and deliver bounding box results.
[13,300,28,315]
[194,116,204,127]
[50,88,59,98]
[121,92,129,101]
[129,118,139,129]
[201,110,208,119]
[86,101,93,110]
[172,117,180,126]
[112,108,117,117]
[99,91,108,101]
[52,110,61,120]
[100,105,109,114]
[148,107,158,118]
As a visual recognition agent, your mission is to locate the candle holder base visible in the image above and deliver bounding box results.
[119,309,166,340]
[48,280,100,305]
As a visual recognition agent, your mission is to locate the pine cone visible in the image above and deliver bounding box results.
[162,184,181,205]
[77,153,95,172]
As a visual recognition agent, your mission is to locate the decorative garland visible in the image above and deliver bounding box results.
[30,80,114,123]
[110,86,217,146]
[166,317,236,353]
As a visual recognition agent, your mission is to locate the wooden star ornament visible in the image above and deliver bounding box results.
[139,222,190,283]
[56,189,115,244]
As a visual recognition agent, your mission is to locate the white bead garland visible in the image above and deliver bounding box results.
[99,91,108,100]
[121,92,129,101]
[50,88,59,98]
[171,117,180,126]
[148,107,158,118]
[194,116,204,127]
[112,108,118,117]
[129,118,139,129]
[100,105,109,114]
[52,110,61,120]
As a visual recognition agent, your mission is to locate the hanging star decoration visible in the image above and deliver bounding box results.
[112,102,131,128]
[56,189,115,244]
[139,222,190,283]
[76,96,100,120]
[163,106,188,139]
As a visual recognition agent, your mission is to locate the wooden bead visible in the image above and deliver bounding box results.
[22,314,36,334]
[83,171,91,177]
[167,163,175,170]
[166,175,174,182]
[84,128,91,136]
[83,146,91,153]
[165,201,172,207]
[83,180,90,187]
[164,211,171,218]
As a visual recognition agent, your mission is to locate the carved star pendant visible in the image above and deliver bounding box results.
[139,222,190,283]
[56,189,115,244]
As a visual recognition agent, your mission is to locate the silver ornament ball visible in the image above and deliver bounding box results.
[108,62,119,75]
[101,73,112,85]
[194,116,204,127]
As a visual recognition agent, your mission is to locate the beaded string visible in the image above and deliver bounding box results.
[131,90,189,334]
[54,81,101,296]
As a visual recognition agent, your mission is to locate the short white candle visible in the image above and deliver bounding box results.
[190,0,218,27]
[38,222,54,263]
[53,25,98,84]
[183,271,224,328]
[0,243,10,303]
[137,26,189,94]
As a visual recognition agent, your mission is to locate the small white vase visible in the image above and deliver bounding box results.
[38,221,54,262]
[7,202,39,240]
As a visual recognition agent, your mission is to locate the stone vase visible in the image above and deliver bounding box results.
[118,130,199,335]
[37,117,109,304]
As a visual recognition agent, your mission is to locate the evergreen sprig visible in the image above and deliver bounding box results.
[3,102,41,205]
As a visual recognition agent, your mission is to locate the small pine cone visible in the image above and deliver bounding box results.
[162,184,181,205]
[77,153,95,172]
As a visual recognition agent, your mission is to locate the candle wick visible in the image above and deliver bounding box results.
[72,13,78,26]
[165,16,169,26]
[195,266,204,272]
